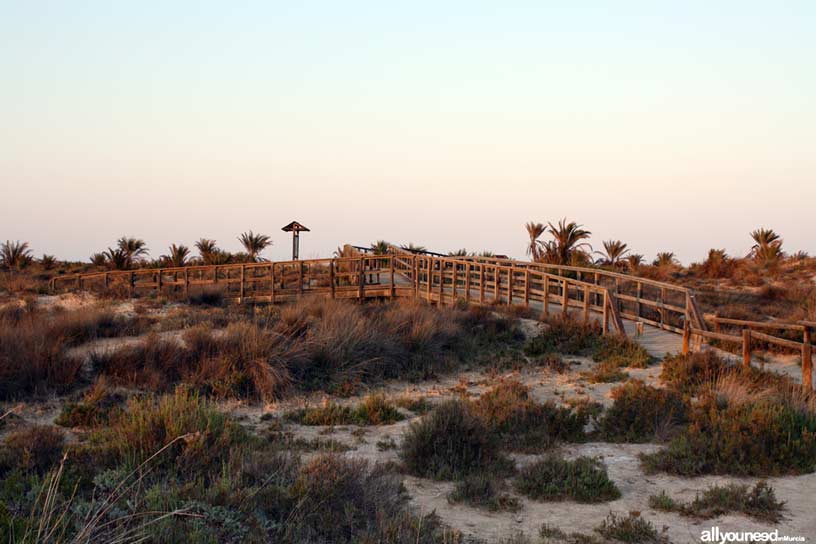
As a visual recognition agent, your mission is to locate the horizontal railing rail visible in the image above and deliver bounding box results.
[49,250,813,389]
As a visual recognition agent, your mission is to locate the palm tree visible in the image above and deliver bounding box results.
[40,254,57,270]
[104,247,130,270]
[163,244,190,267]
[524,222,547,261]
[597,240,629,267]
[653,252,678,267]
[448,248,469,257]
[370,240,391,255]
[90,253,107,267]
[625,254,644,271]
[195,238,219,264]
[1,241,33,270]
[750,228,784,264]
[116,236,149,268]
[544,219,592,265]
[238,231,272,262]
[400,243,427,254]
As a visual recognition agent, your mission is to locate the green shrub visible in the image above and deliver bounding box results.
[287,394,405,426]
[595,513,669,543]
[286,454,448,543]
[95,387,246,473]
[447,473,521,512]
[0,425,64,475]
[524,318,599,356]
[525,317,652,368]
[514,455,620,503]
[581,361,629,383]
[649,481,785,523]
[598,380,687,442]
[660,351,729,394]
[400,399,511,480]
[642,390,816,476]
[472,381,586,451]
[592,334,652,368]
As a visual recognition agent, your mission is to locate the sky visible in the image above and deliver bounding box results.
[1,1,814,264]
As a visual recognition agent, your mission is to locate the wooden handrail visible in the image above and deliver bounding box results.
[49,251,814,388]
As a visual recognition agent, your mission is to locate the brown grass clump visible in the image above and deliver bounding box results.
[649,481,785,523]
[598,380,688,442]
[447,473,522,512]
[400,399,512,480]
[642,378,816,476]
[94,386,246,473]
[514,455,620,503]
[472,380,586,451]
[287,394,405,426]
[0,425,65,475]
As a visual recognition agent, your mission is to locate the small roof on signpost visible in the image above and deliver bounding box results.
[281,221,310,232]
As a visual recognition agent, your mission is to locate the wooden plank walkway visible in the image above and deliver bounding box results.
[50,250,812,387]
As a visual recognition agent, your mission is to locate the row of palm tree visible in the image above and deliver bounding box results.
[525,219,592,266]
[524,221,791,270]
[89,232,274,270]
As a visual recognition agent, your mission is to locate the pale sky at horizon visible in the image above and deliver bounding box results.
[2,1,814,264]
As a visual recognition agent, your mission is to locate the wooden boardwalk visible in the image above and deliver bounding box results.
[50,248,813,387]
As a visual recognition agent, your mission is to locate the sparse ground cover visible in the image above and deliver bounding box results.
[2,292,816,542]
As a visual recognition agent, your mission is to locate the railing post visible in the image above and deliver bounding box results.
[413,256,418,298]
[390,256,395,299]
[479,265,485,304]
[561,279,568,317]
[494,266,500,303]
[635,281,642,319]
[742,329,752,368]
[602,291,609,334]
[466,263,472,303]
[803,327,812,390]
[239,264,245,302]
[270,263,276,303]
[682,320,691,355]
[508,267,514,305]
[104,272,110,290]
[452,261,458,301]
[543,276,549,316]
[659,287,667,328]
[583,286,590,324]
[524,269,530,307]
[359,256,365,300]
[427,259,432,301]
[184,268,189,300]
[329,260,335,299]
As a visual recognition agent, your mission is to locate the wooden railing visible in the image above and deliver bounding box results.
[49,251,814,388]
[50,253,627,335]
[683,316,815,389]
[458,255,707,333]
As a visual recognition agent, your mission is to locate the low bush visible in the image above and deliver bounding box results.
[447,473,521,512]
[287,394,405,426]
[580,360,629,383]
[472,381,586,451]
[400,399,512,480]
[0,425,64,475]
[393,395,433,414]
[55,379,124,428]
[525,317,652,368]
[514,455,620,503]
[641,382,816,476]
[595,512,669,543]
[649,481,785,523]
[660,351,729,395]
[94,386,247,474]
[598,380,688,442]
